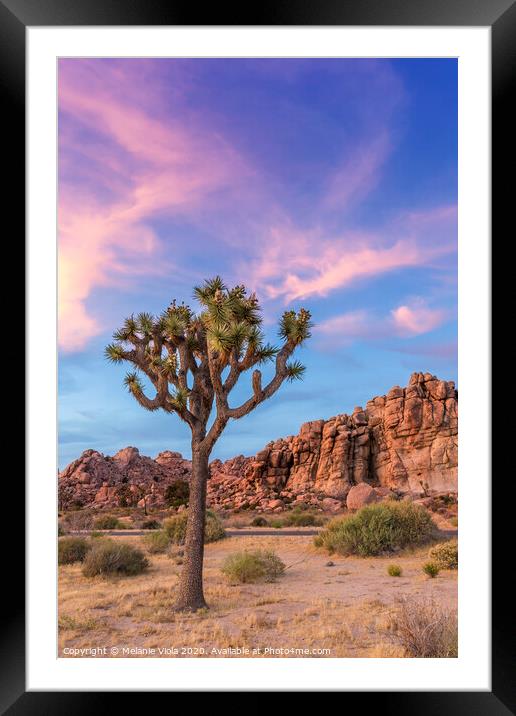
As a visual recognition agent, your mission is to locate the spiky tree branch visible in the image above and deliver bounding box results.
[105,278,312,444]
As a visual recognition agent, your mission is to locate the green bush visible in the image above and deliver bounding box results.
[164,480,190,508]
[283,508,323,527]
[387,564,403,577]
[58,537,90,565]
[270,518,284,529]
[163,512,188,543]
[82,540,149,577]
[423,561,440,578]
[163,510,225,545]
[314,501,434,556]
[142,530,170,554]
[250,516,269,527]
[221,550,285,583]
[93,515,122,530]
[428,540,458,570]
[142,519,161,530]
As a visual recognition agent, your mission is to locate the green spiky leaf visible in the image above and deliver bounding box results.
[163,313,187,339]
[123,371,143,393]
[104,343,126,363]
[226,321,250,350]
[136,312,154,336]
[193,276,227,305]
[279,308,313,345]
[123,316,138,337]
[112,327,131,342]
[285,360,306,382]
[207,325,232,353]
[168,387,190,412]
[255,343,279,364]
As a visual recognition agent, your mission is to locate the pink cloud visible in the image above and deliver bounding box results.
[314,310,373,348]
[57,60,456,354]
[246,203,457,304]
[58,60,250,352]
[391,300,446,336]
[323,131,391,210]
[315,297,448,350]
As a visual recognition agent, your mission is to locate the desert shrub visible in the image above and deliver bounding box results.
[270,518,284,529]
[58,537,90,565]
[221,550,285,583]
[294,501,309,511]
[315,501,434,556]
[449,516,458,527]
[387,564,402,577]
[388,597,458,657]
[58,523,66,536]
[205,511,226,542]
[250,516,269,527]
[62,509,95,531]
[82,540,149,577]
[164,480,190,508]
[283,508,323,527]
[142,519,161,530]
[142,530,170,554]
[428,540,458,570]
[422,561,440,578]
[163,512,188,543]
[163,510,225,545]
[93,515,122,530]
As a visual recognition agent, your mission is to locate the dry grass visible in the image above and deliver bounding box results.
[59,532,457,658]
[385,596,458,657]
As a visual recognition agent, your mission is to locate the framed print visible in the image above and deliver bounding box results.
[3,0,511,708]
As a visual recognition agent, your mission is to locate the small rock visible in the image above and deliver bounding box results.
[325,561,335,567]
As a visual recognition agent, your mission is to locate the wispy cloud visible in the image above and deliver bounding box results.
[247,204,457,304]
[323,131,391,211]
[58,60,249,351]
[58,59,457,355]
[315,297,448,349]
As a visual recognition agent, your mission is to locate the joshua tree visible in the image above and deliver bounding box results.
[105,277,312,611]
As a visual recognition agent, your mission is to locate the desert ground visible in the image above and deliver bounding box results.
[59,519,457,659]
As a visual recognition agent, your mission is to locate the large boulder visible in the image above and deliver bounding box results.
[346,483,378,511]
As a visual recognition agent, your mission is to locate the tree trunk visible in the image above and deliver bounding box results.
[174,440,209,612]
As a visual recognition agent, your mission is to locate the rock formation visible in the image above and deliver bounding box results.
[58,447,191,511]
[58,372,457,512]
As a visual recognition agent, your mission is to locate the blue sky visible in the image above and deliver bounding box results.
[58,58,457,469]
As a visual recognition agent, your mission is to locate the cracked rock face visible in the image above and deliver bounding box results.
[58,372,457,511]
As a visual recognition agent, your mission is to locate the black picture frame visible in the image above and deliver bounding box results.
[4,0,509,710]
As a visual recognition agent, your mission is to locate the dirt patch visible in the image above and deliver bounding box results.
[59,532,457,658]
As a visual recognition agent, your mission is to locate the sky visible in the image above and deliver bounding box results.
[58,58,457,469]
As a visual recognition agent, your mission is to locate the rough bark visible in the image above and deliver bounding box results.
[173,441,210,612]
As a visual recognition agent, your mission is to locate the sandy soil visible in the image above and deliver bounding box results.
[58,529,457,659]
